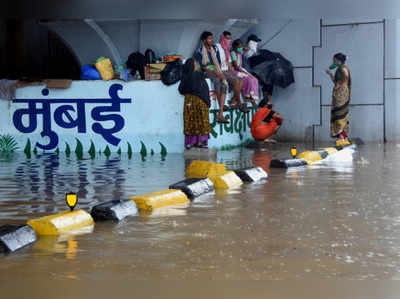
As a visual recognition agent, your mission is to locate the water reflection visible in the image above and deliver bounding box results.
[4,144,400,281]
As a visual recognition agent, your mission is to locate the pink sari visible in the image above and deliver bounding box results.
[232,51,259,100]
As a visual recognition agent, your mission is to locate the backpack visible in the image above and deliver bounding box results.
[145,49,156,65]
[126,51,146,79]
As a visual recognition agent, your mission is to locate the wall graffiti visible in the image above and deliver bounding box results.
[208,89,256,140]
[12,84,131,151]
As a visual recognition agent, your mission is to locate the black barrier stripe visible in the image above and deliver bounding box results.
[270,159,288,169]
[316,150,329,159]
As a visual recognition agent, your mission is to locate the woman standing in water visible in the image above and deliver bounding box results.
[179,58,211,149]
[325,53,351,146]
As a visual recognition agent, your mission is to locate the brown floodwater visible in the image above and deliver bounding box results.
[1,142,400,287]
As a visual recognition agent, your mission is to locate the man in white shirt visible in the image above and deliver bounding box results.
[216,31,248,112]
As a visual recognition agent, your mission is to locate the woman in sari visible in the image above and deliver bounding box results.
[230,39,259,108]
[325,53,351,146]
[178,58,211,149]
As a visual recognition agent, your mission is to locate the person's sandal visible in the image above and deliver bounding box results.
[185,145,193,150]
[216,116,229,123]
[229,103,241,110]
[239,103,250,113]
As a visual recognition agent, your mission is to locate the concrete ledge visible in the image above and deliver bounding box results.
[186,160,227,178]
[91,199,138,221]
[209,171,243,189]
[0,225,37,253]
[27,210,95,236]
[183,148,217,160]
[169,178,214,200]
[129,189,189,212]
[234,167,268,182]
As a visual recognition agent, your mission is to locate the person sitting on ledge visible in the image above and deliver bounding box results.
[195,31,230,123]
[250,99,284,144]
[179,58,211,150]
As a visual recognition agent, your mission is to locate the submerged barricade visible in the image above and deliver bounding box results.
[0,144,356,253]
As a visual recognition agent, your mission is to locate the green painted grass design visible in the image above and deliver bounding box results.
[160,142,167,156]
[65,143,71,157]
[0,134,18,152]
[219,138,253,151]
[24,139,31,156]
[103,145,111,157]
[75,139,83,159]
[88,140,96,158]
[140,141,147,157]
[127,142,133,159]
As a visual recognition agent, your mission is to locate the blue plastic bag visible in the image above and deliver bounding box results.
[80,64,101,80]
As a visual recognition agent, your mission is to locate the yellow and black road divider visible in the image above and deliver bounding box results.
[0,161,268,253]
[0,140,361,253]
[271,142,358,169]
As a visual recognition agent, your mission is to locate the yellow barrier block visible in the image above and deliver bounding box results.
[209,171,243,190]
[297,151,323,164]
[320,147,338,155]
[27,210,94,236]
[129,189,189,212]
[186,160,227,178]
[336,140,351,147]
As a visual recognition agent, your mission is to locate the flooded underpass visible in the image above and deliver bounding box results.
[1,142,400,284]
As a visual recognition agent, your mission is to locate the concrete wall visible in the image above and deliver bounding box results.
[5,16,400,143]
[385,19,400,141]
[1,80,252,153]
[44,19,255,66]
[243,18,398,142]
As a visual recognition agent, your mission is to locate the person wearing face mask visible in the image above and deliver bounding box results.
[230,39,259,108]
[242,34,274,106]
[325,53,352,146]
[244,34,261,59]
[216,31,248,113]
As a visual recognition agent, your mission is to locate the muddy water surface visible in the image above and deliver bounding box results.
[1,143,400,284]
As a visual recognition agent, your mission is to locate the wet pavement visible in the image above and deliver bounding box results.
[1,143,400,282]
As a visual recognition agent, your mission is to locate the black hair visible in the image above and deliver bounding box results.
[183,58,195,76]
[200,31,213,41]
[232,39,243,50]
[258,99,267,108]
[334,53,347,63]
[223,31,232,37]
[258,99,273,109]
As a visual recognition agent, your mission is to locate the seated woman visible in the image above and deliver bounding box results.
[178,58,211,149]
[250,99,284,143]
[230,39,260,108]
